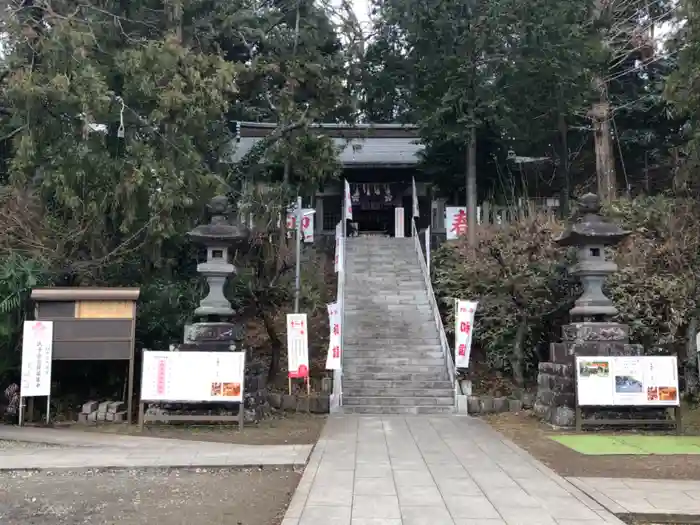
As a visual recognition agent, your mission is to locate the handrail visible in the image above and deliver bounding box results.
[411,219,456,386]
[330,223,345,411]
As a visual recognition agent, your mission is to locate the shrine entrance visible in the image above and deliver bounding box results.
[348,182,407,237]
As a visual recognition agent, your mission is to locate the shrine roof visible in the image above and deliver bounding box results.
[228,121,424,167]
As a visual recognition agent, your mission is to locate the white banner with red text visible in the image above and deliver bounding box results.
[334,221,344,273]
[454,300,478,368]
[286,209,314,243]
[325,302,342,370]
[344,179,353,221]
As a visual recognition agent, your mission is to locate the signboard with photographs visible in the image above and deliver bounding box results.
[141,350,245,403]
[576,355,679,407]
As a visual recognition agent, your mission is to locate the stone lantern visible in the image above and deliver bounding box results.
[534,193,642,426]
[177,195,250,352]
[555,193,630,318]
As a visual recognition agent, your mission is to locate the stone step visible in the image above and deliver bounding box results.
[343,396,454,406]
[346,331,439,339]
[344,371,448,381]
[343,350,445,359]
[343,357,445,366]
[347,338,440,346]
[344,387,454,397]
[342,405,454,415]
[345,363,445,373]
[343,379,453,389]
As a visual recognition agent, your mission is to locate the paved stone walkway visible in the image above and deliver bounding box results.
[283,415,625,525]
[0,426,312,469]
[570,476,700,517]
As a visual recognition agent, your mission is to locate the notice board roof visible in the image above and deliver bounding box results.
[31,288,141,302]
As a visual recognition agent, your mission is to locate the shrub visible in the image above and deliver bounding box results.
[432,196,700,388]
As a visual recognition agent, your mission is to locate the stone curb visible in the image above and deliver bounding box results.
[266,393,330,414]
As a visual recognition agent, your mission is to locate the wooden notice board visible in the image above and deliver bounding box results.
[31,287,140,424]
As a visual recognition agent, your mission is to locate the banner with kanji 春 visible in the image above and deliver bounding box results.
[334,221,344,273]
[445,207,467,240]
[344,179,353,221]
[325,302,342,370]
[454,300,478,368]
[286,209,314,243]
[286,314,309,378]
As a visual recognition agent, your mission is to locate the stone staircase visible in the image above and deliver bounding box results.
[342,236,454,414]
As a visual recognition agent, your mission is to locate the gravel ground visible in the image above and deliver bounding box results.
[0,467,301,525]
[0,440,64,450]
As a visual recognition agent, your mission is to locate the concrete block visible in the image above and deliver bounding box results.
[77,413,89,423]
[455,394,468,415]
[467,395,481,414]
[281,394,297,411]
[521,392,536,408]
[508,399,523,412]
[97,401,110,413]
[87,411,98,422]
[82,401,98,414]
[267,392,282,409]
[96,411,107,422]
[479,396,495,414]
[310,395,330,414]
[321,377,333,393]
[551,406,575,427]
[110,411,126,422]
[493,396,509,413]
[296,396,310,413]
[107,401,124,413]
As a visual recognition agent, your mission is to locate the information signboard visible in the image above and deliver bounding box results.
[286,313,309,379]
[141,350,245,403]
[576,355,679,407]
[20,321,54,398]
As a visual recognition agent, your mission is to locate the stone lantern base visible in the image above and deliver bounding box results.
[534,321,643,427]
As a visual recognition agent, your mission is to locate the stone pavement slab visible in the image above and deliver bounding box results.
[0,425,312,469]
[569,476,700,516]
[283,415,626,525]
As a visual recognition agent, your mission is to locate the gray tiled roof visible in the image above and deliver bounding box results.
[227,137,424,166]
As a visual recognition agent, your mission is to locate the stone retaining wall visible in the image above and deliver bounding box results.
[533,362,576,426]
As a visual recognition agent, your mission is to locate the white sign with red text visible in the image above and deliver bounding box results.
[454,300,478,368]
[445,207,468,240]
[20,321,54,397]
[287,313,309,378]
[325,302,342,370]
[286,209,314,243]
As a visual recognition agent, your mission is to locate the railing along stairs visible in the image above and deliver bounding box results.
[411,219,456,399]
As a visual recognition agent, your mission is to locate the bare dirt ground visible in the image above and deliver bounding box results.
[0,467,301,525]
[486,407,700,480]
[61,412,326,446]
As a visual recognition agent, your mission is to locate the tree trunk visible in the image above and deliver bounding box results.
[591,96,616,204]
[511,317,528,388]
[557,111,570,218]
[466,121,477,247]
[685,317,699,397]
[257,302,284,383]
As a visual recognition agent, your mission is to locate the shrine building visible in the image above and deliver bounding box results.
[231,122,450,238]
